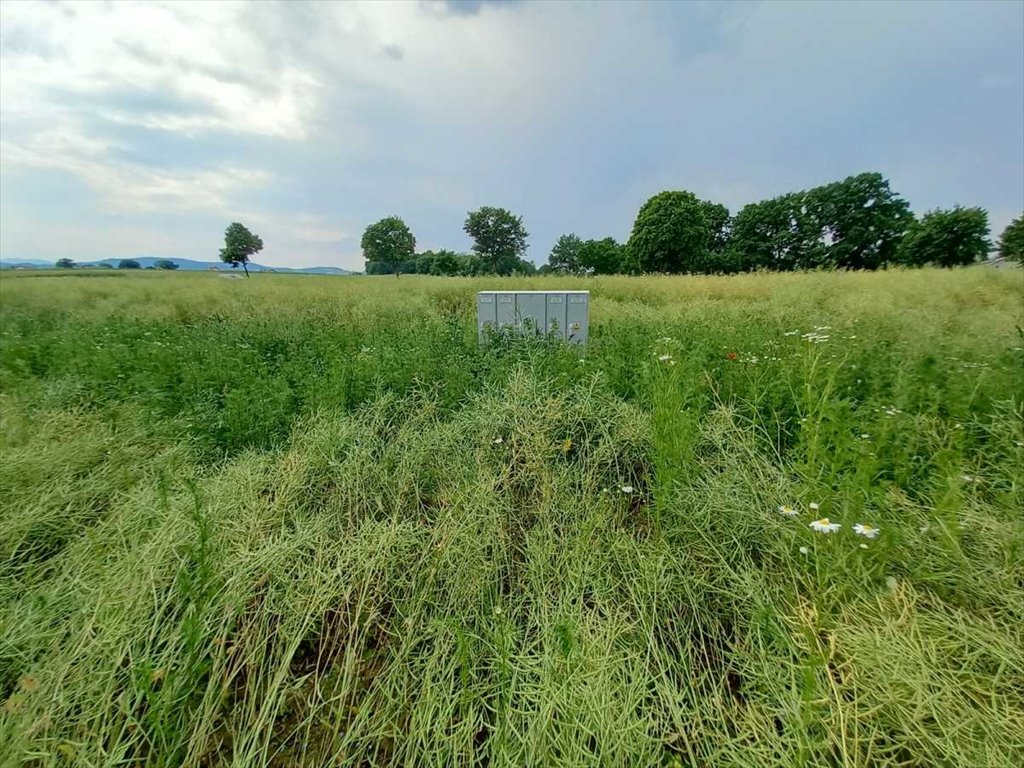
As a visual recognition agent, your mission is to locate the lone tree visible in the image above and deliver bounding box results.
[220,222,263,277]
[998,214,1024,261]
[464,206,528,275]
[361,216,415,275]
[118,258,141,270]
[55,258,76,269]
[896,207,990,268]
[154,259,179,270]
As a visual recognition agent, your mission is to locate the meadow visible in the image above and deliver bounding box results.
[0,268,1022,767]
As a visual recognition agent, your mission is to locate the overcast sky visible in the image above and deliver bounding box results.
[1,0,1021,270]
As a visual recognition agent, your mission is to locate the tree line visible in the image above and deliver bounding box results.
[55,258,180,270]
[361,172,1023,276]
[53,172,1021,276]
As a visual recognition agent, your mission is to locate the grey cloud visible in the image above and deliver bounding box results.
[380,43,404,61]
[1,0,1021,272]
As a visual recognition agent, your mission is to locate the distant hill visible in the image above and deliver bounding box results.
[0,256,355,275]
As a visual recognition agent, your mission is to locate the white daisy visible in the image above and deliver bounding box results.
[853,523,879,538]
[810,518,841,534]
[778,505,799,517]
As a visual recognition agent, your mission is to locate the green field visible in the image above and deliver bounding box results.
[1,268,1022,767]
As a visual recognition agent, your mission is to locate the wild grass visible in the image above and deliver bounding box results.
[1,267,1022,766]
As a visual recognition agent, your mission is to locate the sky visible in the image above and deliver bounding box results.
[1,0,1022,270]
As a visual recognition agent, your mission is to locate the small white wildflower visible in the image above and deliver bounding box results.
[810,518,841,534]
[859,543,868,549]
[853,523,879,538]
[799,546,810,555]
[492,436,504,445]
[778,505,799,517]
[809,502,820,512]
[621,485,634,494]
[783,330,799,337]
[860,433,870,439]
[658,354,674,363]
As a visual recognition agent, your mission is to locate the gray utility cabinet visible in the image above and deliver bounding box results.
[477,290,589,344]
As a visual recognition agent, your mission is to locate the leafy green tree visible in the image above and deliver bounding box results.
[154,259,179,270]
[729,173,910,272]
[414,251,435,275]
[463,206,528,274]
[548,234,583,274]
[361,216,415,275]
[578,237,625,274]
[219,222,263,277]
[702,202,731,257]
[897,207,991,267]
[998,214,1024,261]
[729,194,821,272]
[456,253,483,276]
[510,256,536,275]
[429,250,461,276]
[55,258,76,269]
[807,172,912,269]
[118,258,141,270]
[627,191,714,273]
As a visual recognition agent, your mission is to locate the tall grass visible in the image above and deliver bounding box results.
[1,268,1022,766]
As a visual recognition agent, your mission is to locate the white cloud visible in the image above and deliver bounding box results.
[0,0,1021,269]
[0,128,270,212]
[0,0,319,139]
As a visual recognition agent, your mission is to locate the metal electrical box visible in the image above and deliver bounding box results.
[477,290,589,344]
